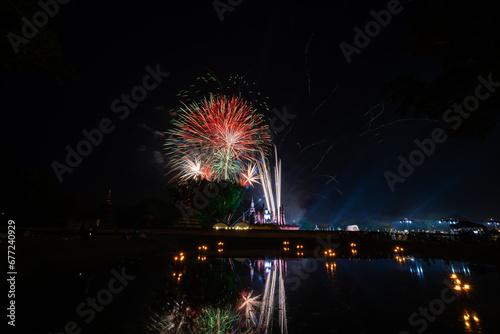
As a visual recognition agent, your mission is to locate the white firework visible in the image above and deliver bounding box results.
[238,290,260,327]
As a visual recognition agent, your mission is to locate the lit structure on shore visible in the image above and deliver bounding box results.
[399,217,412,230]
[258,147,285,225]
[224,148,298,230]
[250,197,288,226]
[248,147,299,230]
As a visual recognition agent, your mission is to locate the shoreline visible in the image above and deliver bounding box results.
[6,228,499,282]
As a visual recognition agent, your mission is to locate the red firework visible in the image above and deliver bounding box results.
[166,94,270,183]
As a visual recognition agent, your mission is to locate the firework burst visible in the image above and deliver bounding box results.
[240,163,259,187]
[237,290,261,328]
[178,156,205,181]
[196,306,240,333]
[165,94,270,184]
[146,298,196,334]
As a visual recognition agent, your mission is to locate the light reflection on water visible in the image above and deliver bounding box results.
[17,254,498,334]
[143,255,496,334]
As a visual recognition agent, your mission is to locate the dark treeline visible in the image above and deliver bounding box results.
[1,156,181,228]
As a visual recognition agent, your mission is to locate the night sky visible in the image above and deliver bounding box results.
[1,0,499,225]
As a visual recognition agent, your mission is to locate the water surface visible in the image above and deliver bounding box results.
[18,254,499,333]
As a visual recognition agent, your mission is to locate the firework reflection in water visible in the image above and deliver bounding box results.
[258,259,288,334]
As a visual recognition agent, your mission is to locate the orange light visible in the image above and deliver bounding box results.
[464,314,469,321]
[465,321,470,327]
[463,284,470,290]
[451,274,457,279]
[454,285,461,291]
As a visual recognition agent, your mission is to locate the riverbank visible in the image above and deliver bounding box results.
[6,229,500,282]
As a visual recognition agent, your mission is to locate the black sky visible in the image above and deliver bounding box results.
[1,0,499,224]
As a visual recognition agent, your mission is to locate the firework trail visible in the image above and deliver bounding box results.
[278,260,288,334]
[362,103,384,119]
[312,142,335,171]
[324,175,344,197]
[259,154,276,214]
[278,113,297,145]
[313,84,338,114]
[359,117,439,137]
[274,146,282,217]
[258,261,276,332]
[299,139,326,154]
[165,94,271,184]
[258,146,286,224]
[324,174,338,185]
[257,260,288,334]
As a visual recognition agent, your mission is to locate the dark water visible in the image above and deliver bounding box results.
[17,255,499,334]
